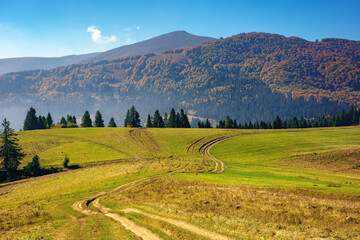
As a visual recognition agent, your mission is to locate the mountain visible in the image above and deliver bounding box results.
[82,31,214,63]
[1,32,359,130]
[0,53,100,75]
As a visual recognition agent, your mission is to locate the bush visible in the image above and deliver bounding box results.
[24,155,41,176]
[62,155,70,168]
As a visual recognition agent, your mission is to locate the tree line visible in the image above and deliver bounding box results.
[146,108,190,128]
[22,106,191,130]
[215,108,360,129]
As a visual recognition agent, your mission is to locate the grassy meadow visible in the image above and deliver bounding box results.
[1,126,360,239]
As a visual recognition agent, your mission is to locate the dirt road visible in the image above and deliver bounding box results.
[72,134,234,240]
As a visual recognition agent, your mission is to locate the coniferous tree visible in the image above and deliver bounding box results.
[42,116,46,128]
[179,109,190,128]
[60,117,67,125]
[0,119,25,179]
[153,110,164,128]
[272,116,282,129]
[124,106,141,127]
[163,112,168,127]
[146,114,153,128]
[37,116,44,129]
[46,112,53,128]
[108,117,117,127]
[23,107,38,131]
[24,155,41,177]
[167,108,176,128]
[175,112,181,128]
[81,111,92,127]
[224,116,233,129]
[204,119,212,128]
[94,110,105,127]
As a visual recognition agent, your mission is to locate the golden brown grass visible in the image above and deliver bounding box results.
[102,176,360,239]
[281,148,360,174]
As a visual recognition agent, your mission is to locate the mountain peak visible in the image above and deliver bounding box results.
[82,31,214,63]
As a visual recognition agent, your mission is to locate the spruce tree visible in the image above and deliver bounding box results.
[175,112,181,128]
[46,112,53,128]
[24,155,41,177]
[124,106,141,127]
[167,108,176,128]
[108,117,117,127]
[179,109,190,128]
[0,119,25,179]
[204,119,212,128]
[146,114,153,128]
[124,110,130,127]
[67,115,72,123]
[81,111,93,127]
[224,116,233,129]
[37,116,45,129]
[163,112,168,126]
[94,110,105,127]
[272,115,283,129]
[60,117,67,125]
[153,110,164,128]
[23,107,38,131]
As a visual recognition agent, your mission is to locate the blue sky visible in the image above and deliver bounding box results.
[0,0,359,58]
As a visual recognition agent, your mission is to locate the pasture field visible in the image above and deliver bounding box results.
[1,127,359,239]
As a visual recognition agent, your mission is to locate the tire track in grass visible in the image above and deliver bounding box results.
[72,135,235,239]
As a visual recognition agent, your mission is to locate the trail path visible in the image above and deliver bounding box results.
[72,132,235,240]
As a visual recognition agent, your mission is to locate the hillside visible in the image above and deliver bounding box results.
[81,31,214,63]
[1,127,360,239]
[0,53,100,75]
[1,32,360,129]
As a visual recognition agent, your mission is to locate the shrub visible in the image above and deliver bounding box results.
[24,155,41,177]
[62,154,70,168]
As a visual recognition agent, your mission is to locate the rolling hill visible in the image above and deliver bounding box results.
[1,32,359,130]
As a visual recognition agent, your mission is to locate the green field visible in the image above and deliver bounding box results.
[1,127,360,239]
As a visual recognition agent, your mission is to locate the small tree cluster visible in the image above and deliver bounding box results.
[124,106,141,127]
[198,119,212,128]
[146,108,190,128]
[23,107,53,130]
[146,110,165,128]
[57,114,78,128]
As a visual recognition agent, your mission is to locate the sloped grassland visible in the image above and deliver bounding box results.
[0,127,359,239]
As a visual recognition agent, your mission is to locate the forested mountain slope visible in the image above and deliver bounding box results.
[1,32,359,129]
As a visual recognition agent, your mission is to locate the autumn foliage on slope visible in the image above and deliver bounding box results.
[0,33,359,123]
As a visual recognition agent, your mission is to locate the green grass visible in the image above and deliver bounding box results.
[187,127,360,194]
[2,126,360,239]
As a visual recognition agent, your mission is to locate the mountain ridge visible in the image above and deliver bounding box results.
[80,31,214,63]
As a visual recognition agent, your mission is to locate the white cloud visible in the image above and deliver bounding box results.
[87,26,117,44]
[136,26,140,30]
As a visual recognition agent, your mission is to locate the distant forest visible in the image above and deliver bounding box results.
[1,33,359,129]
